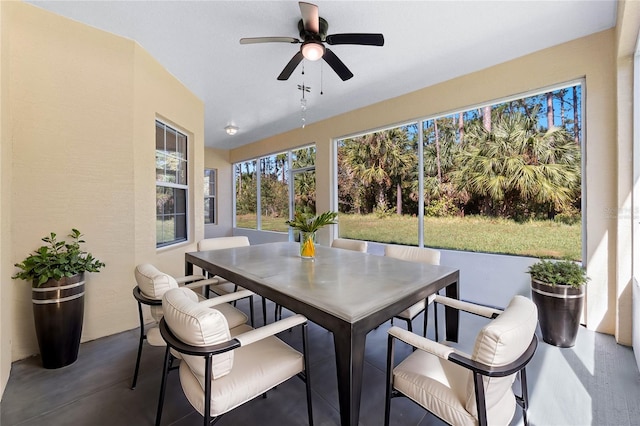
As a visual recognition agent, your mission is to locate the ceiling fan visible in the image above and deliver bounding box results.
[240,2,384,81]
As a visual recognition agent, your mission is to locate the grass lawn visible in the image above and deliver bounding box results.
[235,213,582,261]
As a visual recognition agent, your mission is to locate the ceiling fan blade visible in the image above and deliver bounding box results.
[299,2,319,33]
[277,51,304,81]
[325,33,385,46]
[323,48,353,81]
[240,37,300,45]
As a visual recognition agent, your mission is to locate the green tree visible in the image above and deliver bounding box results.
[451,109,581,219]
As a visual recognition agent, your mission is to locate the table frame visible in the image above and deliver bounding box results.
[185,242,459,426]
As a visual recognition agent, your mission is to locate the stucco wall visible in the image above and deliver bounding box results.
[0,0,13,397]
[5,2,204,363]
[230,29,621,338]
[203,148,233,238]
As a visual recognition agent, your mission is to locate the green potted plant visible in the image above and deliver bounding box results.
[528,259,589,347]
[12,229,105,368]
[286,211,338,259]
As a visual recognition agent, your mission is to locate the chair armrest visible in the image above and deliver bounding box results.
[183,277,221,290]
[434,295,502,319]
[388,326,454,359]
[175,274,207,284]
[235,314,307,346]
[198,290,254,307]
[448,336,538,377]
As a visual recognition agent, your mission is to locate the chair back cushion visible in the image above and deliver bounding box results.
[197,236,250,251]
[465,295,538,422]
[163,287,234,382]
[331,238,368,253]
[384,245,440,266]
[135,264,180,321]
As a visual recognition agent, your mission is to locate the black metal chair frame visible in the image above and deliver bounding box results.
[391,292,439,340]
[131,286,178,389]
[384,306,538,426]
[156,317,314,426]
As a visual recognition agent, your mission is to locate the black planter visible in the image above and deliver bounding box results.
[31,273,85,368]
[531,278,584,348]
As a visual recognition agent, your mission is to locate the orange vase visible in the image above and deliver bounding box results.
[299,231,316,259]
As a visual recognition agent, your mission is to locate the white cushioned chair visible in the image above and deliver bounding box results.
[384,245,441,338]
[331,237,368,252]
[156,287,313,426]
[130,263,249,389]
[197,236,267,326]
[384,295,538,426]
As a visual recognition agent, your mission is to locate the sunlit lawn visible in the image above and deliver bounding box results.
[235,213,582,260]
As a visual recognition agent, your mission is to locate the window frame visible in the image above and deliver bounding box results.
[155,119,189,248]
[204,168,217,225]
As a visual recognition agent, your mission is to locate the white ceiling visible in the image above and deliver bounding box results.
[27,1,617,150]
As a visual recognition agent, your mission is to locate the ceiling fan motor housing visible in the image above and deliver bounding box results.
[298,17,329,41]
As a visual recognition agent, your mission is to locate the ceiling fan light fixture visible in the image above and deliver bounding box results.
[301,41,325,61]
[225,125,239,136]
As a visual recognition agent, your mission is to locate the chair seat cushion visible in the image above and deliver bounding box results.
[394,347,475,425]
[212,302,248,329]
[209,281,244,296]
[179,325,304,417]
[395,294,435,320]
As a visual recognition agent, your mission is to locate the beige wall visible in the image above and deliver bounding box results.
[0,0,13,397]
[204,148,234,238]
[614,0,640,346]
[3,1,205,371]
[231,29,625,339]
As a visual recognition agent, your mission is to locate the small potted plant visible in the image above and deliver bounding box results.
[528,259,589,347]
[286,211,338,259]
[12,229,105,368]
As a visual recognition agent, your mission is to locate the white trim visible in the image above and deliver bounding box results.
[32,292,85,304]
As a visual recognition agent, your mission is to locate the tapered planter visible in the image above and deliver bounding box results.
[31,273,85,368]
[531,278,584,348]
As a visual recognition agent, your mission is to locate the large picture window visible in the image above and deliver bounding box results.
[337,82,583,260]
[234,145,315,231]
[204,168,216,224]
[156,120,188,247]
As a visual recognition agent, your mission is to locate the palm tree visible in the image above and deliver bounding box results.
[342,127,416,215]
[451,109,580,219]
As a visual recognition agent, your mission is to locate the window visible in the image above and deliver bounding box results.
[204,168,216,224]
[156,120,188,247]
[234,145,315,231]
[337,82,583,260]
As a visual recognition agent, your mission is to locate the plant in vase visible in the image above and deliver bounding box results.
[12,229,105,368]
[527,259,589,347]
[286,211,338,259]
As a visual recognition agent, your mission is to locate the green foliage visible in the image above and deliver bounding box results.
[373,203,394,219]
[286,211,338,233]
[555,206,581,225]
[527,259,589,288]
[12,229,105,287]
[425,196,458,217]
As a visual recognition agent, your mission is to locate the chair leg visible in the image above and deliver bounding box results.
[155,347,172,426]
[249,295,255,327]
[433,299,439,342]
[384,334,396,426]
[518,367,530,426]
[423,304,429,338]
[302,322,314,426]
[262,296,267,325]
[131,301,145,390]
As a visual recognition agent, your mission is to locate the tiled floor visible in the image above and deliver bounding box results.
[2,296,640,426]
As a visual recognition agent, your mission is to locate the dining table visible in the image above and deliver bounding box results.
[185,241,460,426]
